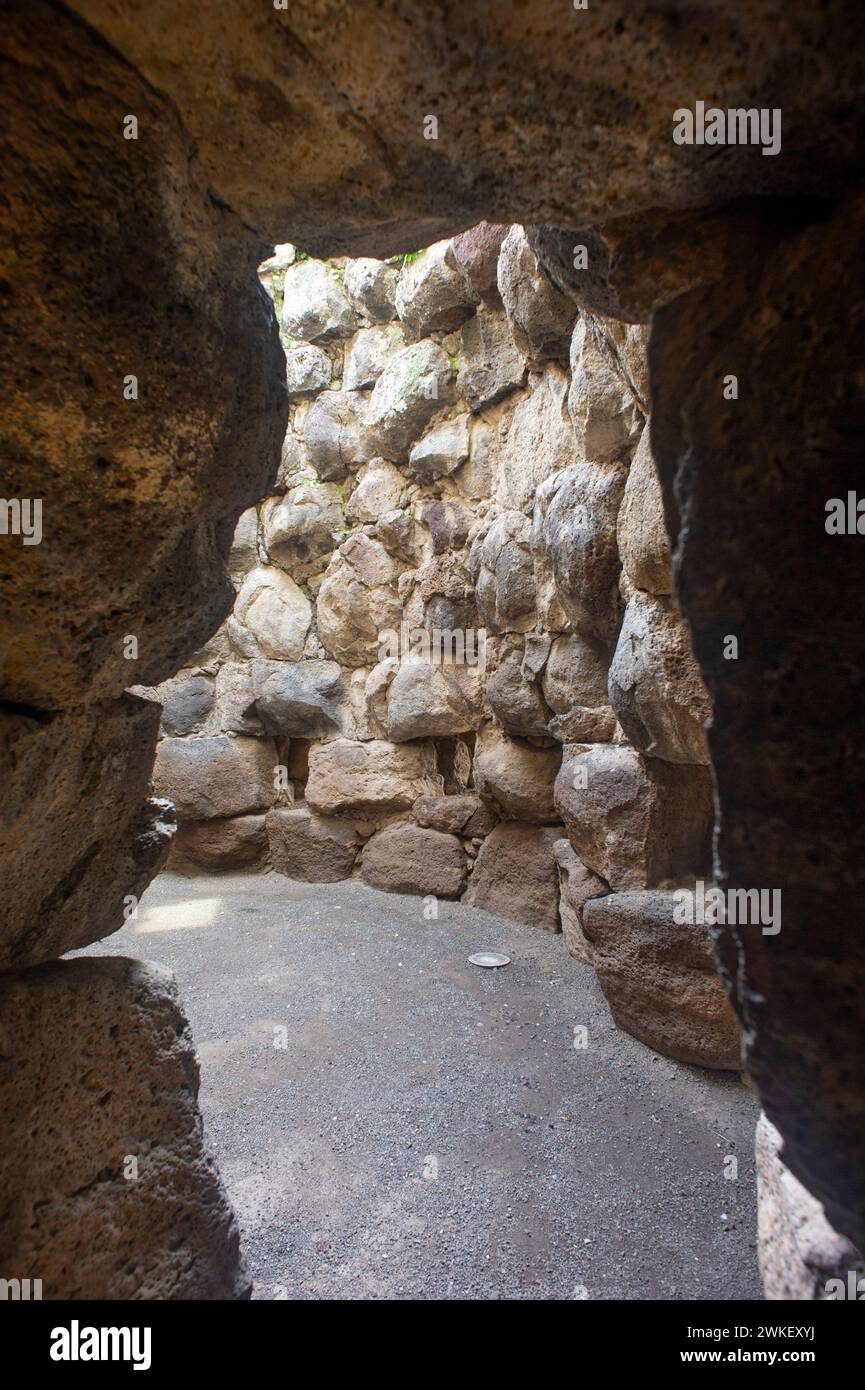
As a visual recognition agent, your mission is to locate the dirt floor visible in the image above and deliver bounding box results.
[77,869,763,1300]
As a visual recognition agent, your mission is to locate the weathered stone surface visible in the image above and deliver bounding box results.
[497,226,576,366]
[541,632,616,743]
[0,697,174,970]
[535,459,628,645]
[457,308,526,412]
[554,745,713,891]
[582,891,742,1070]
[0,956,249,1299]
[156,672,215,737]
[347,459,407,523]
[463,824,562,931]
[228,506,260,581]
[617,425,673,594]
[485,641,550,738]
[553,839,607,964]
[473,727,561,823]
[266,805,359,882]
[452,222,509,305]
[316,536,403,667]
[364,340,454,460]
[281,259,357,342]
[386,659,480,741]
[261,484,344,578]
[756,1114,865,1301]
[500,365,574,513]
[169,814,268,874]
[154,735,277,821]
[568,315,643,464]
[469,511,536,634]
[284,342,333,396]
[344,257,400,323]
[233,565,312,659]
[395,240,476,336]
[361,822,466,897]
[409,414,471,481]
[302,388,370,479]
[1,1,285,711]
[609,589,711,765]
[305,738,441,816]
[650,195,865,1245]
[250,659,343,737]
[413,793,486,835]
[209,662,263,736]
[344,322,407,390]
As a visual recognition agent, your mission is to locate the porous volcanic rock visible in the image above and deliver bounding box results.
[0,956,250,1299]
[153,736,278,822]
[169,815,268,874]
[582,891,742,1070]
[463,824,563,932]
[266,805,359,882]
[360,823,466,897]
[305,738,442,816]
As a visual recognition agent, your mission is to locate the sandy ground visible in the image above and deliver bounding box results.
[78,869,762,1300]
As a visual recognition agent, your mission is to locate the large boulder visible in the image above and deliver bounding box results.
[616,425,673,595]
[261,483,344,579]
[0,957,249,1299]
[281,258,357,342]
[232,566,312,660]
[153,735,277,821]
[534,459,628,645]
[343,257,399,323]
[457,308,526,411]
[385,659,481,741]
[469,510,536,634]
[608,589,711,764]
[346,458,407,522]
[316,535,403,668]
[497,226,576,366]
[499,364,575,514]
[305,738,442,816]
[155,672,215,737]
[168,814,268,873]
[266,805,359,882]
[473,727,561,823]
[463,823,562,931]
[451,222,509,305]
[409,413,471,481]
[582,891,742,1070]
[302,388,371,479]
[541,632,617,743]
[568,315,643,464]
[756,1113,865,1301]
[284,342,332,396]
[554,745,713,890]
[250,659,343,738]
[485,640,551,738]
[553,838,608,964]
[343,322,407,390]
[394,239,477,335]
[360,822,466,897]
[364,340,454,460]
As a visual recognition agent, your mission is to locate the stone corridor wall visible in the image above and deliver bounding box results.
[149,225,740,1072]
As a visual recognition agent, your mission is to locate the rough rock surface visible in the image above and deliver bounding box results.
[0,956,249,1299]
[463,824,563,932]
[360,823,466,897]
[474,729,561,824]
[154,736,277,822]
[553,839,608,965]
[554,746,713,891]
[756,1113,865,1301]
[266,806,359,882]
[582,892,742,1070]
[305,739,442,816]
[169,815,268,875]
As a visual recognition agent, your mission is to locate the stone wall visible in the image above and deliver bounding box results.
[149,224,740,1073]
